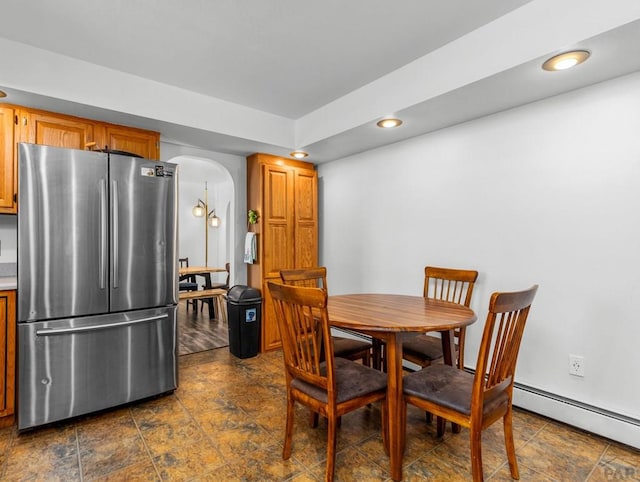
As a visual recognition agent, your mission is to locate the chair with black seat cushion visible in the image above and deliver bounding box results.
[402,266,479,370]
[178,257,198,311]
[403,285,538,482]
[279,267,373,367]
[267,280,388,482]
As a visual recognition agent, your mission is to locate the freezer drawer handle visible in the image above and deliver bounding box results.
[35,314,168,336]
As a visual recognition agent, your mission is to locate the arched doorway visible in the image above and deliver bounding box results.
[171,155,235,354]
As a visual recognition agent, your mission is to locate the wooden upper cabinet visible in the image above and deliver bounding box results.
[94,124,160,160]
[0,106,17,213]
[18,109,94,150]
[10,104,159,159]
[1,103,160,214]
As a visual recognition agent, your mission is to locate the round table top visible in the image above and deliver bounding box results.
[328,293,477,333]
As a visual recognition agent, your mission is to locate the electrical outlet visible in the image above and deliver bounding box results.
[569,354,585,377]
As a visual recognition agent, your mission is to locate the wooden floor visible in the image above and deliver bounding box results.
[178,300,229,355]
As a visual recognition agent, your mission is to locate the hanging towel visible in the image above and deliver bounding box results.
[244,232,257,264]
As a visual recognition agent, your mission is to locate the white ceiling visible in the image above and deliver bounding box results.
[2,0,640,163]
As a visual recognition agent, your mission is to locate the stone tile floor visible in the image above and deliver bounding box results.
[0,348,638,481]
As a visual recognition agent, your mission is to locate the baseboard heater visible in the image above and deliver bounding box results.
[512,382,640,450]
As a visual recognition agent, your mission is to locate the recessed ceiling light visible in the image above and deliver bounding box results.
[0,90,7,98]
[542,50,590,71]
[376,118,403,128]
[290,150,308,159]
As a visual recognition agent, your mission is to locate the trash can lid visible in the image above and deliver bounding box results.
[227,285,262,303]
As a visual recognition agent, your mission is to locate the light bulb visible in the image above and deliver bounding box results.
[192,204,205,217]
[376,118,403,128]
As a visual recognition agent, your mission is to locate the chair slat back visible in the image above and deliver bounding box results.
[472,285,538,409]
[424,266,478,307]
[423,266,478,368]
[280,267,327,289]
[268,281,335,393]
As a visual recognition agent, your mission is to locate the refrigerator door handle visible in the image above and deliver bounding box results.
[111,180,119,289]
[35,314,169,336]
[99,179,107,290]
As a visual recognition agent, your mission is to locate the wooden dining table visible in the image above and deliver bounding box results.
[178,266,227,318]
[328,293,477,481]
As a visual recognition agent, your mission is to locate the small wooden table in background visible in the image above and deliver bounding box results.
[178,266,227,318]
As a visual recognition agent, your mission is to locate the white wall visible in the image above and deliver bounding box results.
[175,157,230,276]
[318,71,640,423]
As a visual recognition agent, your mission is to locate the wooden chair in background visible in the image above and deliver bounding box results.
[279,267,373,366]
[403,285,538,481]
[402,266,479,370]
[267,281,388,482]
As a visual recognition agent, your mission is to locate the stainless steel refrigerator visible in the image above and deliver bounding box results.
[17,143,178,430]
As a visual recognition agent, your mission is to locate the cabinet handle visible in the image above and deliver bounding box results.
[22,116,27,126]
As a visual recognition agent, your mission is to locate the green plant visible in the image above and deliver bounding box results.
[248,209,259,225]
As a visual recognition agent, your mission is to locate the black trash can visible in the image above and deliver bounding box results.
[227,285,262,358]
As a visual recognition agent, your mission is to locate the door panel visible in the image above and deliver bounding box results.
[18,144,109,322]
[263,165,294,276]
[109,155,177,312]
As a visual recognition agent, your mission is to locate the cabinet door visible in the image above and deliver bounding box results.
[0,106,17,213]
[19,110,94,150]
[98,125,159,160]
[262,164,295,276]
[260,164,294,351]
[261,276,282,351]
[294,168,318,268]
[0,290,16,421]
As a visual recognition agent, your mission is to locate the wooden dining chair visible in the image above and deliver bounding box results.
[403,285,538,482]
[279,267,373,367]
[402,266,479,370]
[178,257,198,311]
[267,281,388,482]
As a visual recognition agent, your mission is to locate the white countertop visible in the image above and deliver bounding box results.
[0,277,17,290]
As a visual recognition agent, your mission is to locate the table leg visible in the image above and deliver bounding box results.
[204,273,215,319]
[385,333,403,482]
[371,338,384,371]
[441,329,455,366]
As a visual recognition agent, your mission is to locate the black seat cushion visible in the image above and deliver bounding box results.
[403,364,508,416]
[332,336,371,358]
[402,334,445,362]
[291,357,387,404]
[179,282,198,291]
